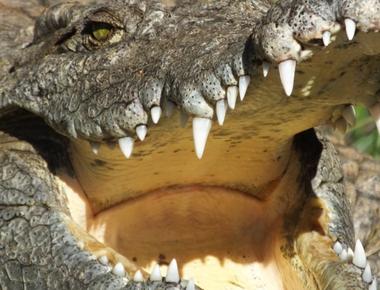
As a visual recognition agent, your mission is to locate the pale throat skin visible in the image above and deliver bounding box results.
[0,0,380,289]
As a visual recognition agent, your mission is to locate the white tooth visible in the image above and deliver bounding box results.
[98,255,108,265]
[322,31,331,46]
[180,111,189,128]
[151,106,162,124]
[134,270,144,282]
[339,249,348,261]
[342,105,356,126]
[118,137,134,159]
[345,18,356,41]
[278,59,296,96]
[192,118,212,159]
[136,125,147,141]
[363,263,372,283]
[263,62,270,78]
[165,101,175,117]
[347,247,354,261]
[216,100,227,126]
[186,279,195,290]
[150,264,162,281]
[90,142,100,155]
[333,241,343,255]
[369,277,377,290]
[166,259,180,283]
[227,86,238,109]
[239,76,251,101]
[112,262,125,277]
[353,239,367,268]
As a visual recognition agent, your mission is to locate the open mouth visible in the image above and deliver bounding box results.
[1,0,380,289]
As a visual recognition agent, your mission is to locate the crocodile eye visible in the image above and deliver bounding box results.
[55,9,125,52]
[91,23,113,42]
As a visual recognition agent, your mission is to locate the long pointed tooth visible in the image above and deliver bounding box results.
[216,100,227,126]
[118,137,134,159]
[98,255,108,265]
[345,18,356,41]
[112,262,125,277]
[278,60,296,96]
[192,118,212,159]
[134,270,144,282]
[150,264,162,281]
[186,279,195,290]
[180,111,189,128]
[333,241,343,255]
[342,105,356,126]
[363,263,372,283]
[239,76,251,101]
[166,259,180,283]
[165,101,175,117]
[263,62,270,77]
[227,86,238,109]
[136,125,148,141]
[322,31,331,46]
[369,277,377,290]
[151,106,162,124]
[339,248,348,261]
[353,239,367,268]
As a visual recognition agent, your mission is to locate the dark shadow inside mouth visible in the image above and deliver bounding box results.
[0,109,72,174]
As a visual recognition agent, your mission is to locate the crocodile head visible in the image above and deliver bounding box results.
[0,0,380,289]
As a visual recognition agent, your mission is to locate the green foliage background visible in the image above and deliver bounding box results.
[346,106,380,159]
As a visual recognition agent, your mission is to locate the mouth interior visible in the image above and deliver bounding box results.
[61,78,332,289]
[54,31,380,289]
[62,135,311,290]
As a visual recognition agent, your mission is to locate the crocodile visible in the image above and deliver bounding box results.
[0,0,380,289]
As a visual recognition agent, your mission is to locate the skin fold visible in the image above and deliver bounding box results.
[0,0,380,289]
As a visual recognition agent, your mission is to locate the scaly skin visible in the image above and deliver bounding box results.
[0,0,380,289]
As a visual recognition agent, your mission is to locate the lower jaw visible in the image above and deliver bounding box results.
[60,144,318,289]
[88,186,302,290]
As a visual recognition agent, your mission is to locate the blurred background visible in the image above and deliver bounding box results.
[344,106,380,159]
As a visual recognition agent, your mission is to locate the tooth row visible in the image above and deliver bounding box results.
[115,20,361,161]
[101,19,360,159]
[114,73,250,160]
[262,18,358,97]
[332,240,377,288]
[97,256,195,289]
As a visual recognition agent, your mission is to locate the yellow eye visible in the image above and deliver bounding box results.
[92,27,111,41]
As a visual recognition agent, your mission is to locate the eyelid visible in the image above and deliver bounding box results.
[86,9,124,30]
